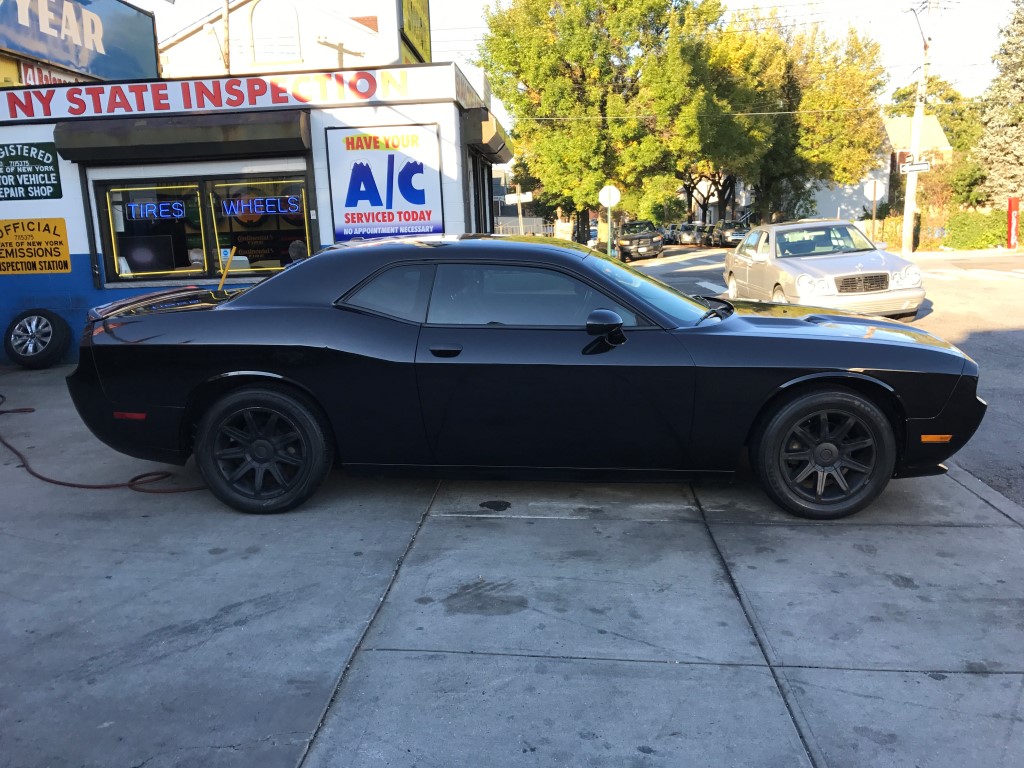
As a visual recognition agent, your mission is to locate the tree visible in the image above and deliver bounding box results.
[886,76,983,153]
[479,0,679,214]
[975,0,1024,203]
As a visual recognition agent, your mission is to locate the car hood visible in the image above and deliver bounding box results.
[87,287,249,321]
[778,249,905,278]
[724,300,963,354]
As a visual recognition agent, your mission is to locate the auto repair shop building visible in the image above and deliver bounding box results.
[0,63,511,366]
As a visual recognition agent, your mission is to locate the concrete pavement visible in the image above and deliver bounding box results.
[1,363,1023,768]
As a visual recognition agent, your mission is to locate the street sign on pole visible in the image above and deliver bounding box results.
[598,185,621,208]
[598,185,620,259]
[899,160,931,174]
[504,190,533,205]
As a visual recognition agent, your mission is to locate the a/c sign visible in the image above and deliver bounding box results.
[327,124,444,242]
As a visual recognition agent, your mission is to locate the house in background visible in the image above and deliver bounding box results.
[810,114,952,223]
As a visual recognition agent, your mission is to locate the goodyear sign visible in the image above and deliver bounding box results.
[0,142,62,200]
[0,218,70,274]
[0,0,158,81]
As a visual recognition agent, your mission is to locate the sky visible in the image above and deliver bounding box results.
[130,0,1013,111]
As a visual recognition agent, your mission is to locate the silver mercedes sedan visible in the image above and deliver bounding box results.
[723,219,926,318]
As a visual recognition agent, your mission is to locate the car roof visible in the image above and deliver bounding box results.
[756,218,858,234]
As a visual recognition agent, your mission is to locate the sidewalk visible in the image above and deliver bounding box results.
[2,364,1023,768]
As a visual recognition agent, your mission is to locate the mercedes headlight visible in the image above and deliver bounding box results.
[796,274,831,295]
[904,265,922,286]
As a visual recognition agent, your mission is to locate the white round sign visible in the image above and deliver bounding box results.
[598,184,621,208]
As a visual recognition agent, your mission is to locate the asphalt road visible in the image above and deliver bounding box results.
[638,245,1024,505]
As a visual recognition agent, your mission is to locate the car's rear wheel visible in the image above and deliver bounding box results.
[753,388,896,519]
[195,387,333,514]
[772,286,787,304]
[727,274,738,299]
[4,309,70,369]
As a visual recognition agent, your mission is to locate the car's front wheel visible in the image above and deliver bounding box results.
[753,388,896,519]
[195,387,333,514]
[727,274,738,299]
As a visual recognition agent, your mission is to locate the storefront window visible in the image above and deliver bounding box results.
[98,176,310,282]
[105,184,206,278]
[209,178,310,274]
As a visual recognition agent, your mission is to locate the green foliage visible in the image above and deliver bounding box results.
[975,0,1024,204]
[886,76,983,153]
[478,1,890,220]
[943,210,1017,250]
[949,158,988,207]
[793,28,887,185]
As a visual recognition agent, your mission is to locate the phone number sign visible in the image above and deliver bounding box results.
[0,142,62,200]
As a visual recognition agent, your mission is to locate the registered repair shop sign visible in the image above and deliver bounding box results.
[0,219,70,274]
[0,143,62,200]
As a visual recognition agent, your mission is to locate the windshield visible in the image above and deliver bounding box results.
[585,251,710,325]
[777,224,876,258]
[621,221,655,235]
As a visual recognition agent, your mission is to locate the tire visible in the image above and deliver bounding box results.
[4,309,70,369]
[620,251,632,263]
[195,387,334,514]
[772,286,787,304]
[727,274,738,300]
[752,388,896,520]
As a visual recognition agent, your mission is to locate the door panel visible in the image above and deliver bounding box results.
[415,326,695,469]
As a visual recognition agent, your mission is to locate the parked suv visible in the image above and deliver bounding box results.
[616,220,664,262]
[712,220,749,247]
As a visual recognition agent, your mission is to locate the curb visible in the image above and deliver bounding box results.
[946,462,1024,528]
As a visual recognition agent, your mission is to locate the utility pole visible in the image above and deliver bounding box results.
[901,1,930,255]
[222,0,230,73]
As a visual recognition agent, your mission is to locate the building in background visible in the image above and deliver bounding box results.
[0,0,158,87]
[158,0,432,78]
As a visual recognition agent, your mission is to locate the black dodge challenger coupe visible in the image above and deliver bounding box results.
[68,236,986,519]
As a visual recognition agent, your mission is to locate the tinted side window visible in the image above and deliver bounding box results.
[345,264,434,322]
[426,264,638,327]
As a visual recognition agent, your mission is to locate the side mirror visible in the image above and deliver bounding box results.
[586,309,626,346]
[751,252,769,263]
[874,241,888,251]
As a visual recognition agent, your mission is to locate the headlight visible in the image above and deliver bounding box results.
[618,239,629,246]
[891,271,903,288]
[795,274,831,295]
[904,265,922,286]
[654,235,663,242]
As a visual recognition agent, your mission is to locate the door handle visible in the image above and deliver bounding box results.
[429,344,463,358]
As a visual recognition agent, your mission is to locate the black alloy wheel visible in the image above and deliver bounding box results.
[195,388,333,514]
[754,388,896,519]
[4,309,70,369]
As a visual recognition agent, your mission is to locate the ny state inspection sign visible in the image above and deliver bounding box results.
[326,124,443,242]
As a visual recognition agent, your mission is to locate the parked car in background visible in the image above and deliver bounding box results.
[698,224,715,247]
[713,220,750,247]
[723,219,926,318]
[677,223,699,245]
[68,235,984,520]
[616,220,664,261]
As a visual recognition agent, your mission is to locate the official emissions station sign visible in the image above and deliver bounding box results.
[0,142,62,200]
[0,219,71,274]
